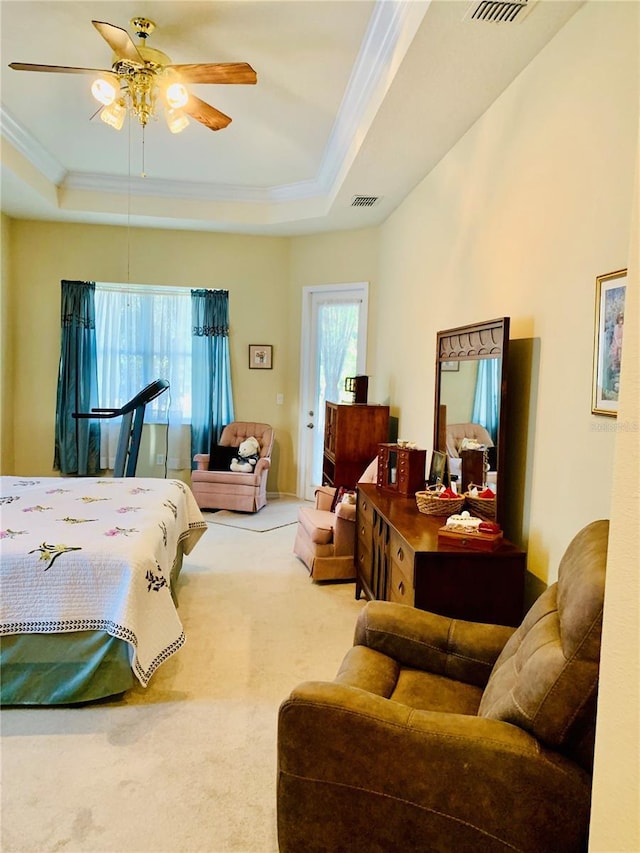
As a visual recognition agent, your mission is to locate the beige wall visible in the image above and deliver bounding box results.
[4,221,296,490]
[371,0,637,582]
[590,121,639,852]
[1,213,14,471]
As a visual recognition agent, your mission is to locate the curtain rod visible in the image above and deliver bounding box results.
[97,282,190,296]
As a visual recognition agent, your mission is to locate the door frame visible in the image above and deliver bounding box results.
[297,282,369,499]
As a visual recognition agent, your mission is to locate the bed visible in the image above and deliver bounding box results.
[0,476,207,705]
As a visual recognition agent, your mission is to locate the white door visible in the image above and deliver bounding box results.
[298,283,369,500]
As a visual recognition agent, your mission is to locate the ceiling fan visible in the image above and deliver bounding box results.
[8,16,257,133]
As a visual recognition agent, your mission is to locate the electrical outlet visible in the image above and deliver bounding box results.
[276,393,284,405]
[156,454,165,465]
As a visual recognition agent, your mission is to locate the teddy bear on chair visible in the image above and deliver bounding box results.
[230,436,261,473]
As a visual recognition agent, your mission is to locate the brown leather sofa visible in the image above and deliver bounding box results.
[277,519,608,853]
[192,421,274,512]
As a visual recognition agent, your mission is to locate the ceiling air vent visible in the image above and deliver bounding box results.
[465,0,535,24]
[351,195,381,208]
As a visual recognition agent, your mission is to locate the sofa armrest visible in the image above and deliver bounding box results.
[334,500,356,522]
[332,502,356,556]
[193,454,210,471]
[254,457,270,476]
[278,682,591,853]
[354,601,515,687]
[314,486,336,511]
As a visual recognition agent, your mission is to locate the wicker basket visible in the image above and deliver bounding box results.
[464,486,497,520]
[416,488,465,517]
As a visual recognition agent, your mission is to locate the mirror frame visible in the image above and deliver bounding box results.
[433,317,510,526]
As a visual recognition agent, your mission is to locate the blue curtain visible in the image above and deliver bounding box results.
[471,358,500,445]
[54,281,102,475]
[191,289,234,463]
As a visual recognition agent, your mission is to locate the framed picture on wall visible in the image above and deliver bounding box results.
[592,268,627,417]
[249,344,273,369]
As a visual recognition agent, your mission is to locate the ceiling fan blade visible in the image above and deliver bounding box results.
[169,62,257,85]
[92,20,143,65]
[9,62,112,75]
[183,94,232,131]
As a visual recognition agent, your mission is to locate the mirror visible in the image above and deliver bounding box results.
[433,318,510,526]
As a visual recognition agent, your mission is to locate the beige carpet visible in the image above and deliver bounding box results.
[202,495,306,532]
[0,520,364,852]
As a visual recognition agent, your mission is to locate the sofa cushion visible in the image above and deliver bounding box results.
[335,645,483,714]
[478,519,608,763]
[207,444,238,471]
[297,507,335,545]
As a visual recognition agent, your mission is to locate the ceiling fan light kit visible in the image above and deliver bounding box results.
[100,99,127,131]
[9,16,257,134]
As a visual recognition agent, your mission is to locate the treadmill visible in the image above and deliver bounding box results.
[73,378,169,477]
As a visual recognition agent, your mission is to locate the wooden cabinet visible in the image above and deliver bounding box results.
[356,483,526,627]
[323,402,390,489]
[377,444,427,496]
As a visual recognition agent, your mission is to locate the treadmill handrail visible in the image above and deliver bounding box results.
[72,379,169,420]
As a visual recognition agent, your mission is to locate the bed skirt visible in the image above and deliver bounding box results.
[0,631,135,705]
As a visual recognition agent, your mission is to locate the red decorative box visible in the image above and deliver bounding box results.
[437,526,504,552]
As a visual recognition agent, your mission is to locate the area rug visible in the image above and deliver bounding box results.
[202,494,306,532]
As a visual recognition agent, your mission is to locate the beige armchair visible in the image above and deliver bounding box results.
[293,459,378,582]
[293,486,357,581]
[446,421,494,458]
[278,519,608,853]
[192,421,274,512]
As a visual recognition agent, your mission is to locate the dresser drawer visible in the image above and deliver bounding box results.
[388,556,414,605]
[388,530,414,605]
[357,492,375,527]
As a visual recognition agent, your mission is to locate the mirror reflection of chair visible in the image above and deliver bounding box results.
[278,519,608,853]
[192,421,274,513]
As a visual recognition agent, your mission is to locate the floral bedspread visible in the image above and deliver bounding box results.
[0,477,207,686]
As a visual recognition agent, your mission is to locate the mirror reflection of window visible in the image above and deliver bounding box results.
[440,358,501,444]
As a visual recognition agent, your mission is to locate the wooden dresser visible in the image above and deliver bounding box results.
[323,402,390,489]
[356,483,526,627]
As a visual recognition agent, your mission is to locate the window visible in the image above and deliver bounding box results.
[94,284,193,470]
[95,284,192,423]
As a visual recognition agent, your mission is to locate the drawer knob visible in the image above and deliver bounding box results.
[397,547,404,561]
[398,580,405,594]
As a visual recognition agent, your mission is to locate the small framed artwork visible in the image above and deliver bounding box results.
[249,344,273,370]
[428,450,448,486]
[592,269,627,417]
[441,360,459,372]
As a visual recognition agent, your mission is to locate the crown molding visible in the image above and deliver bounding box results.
[0,107,66,185]
[1,0,429,209]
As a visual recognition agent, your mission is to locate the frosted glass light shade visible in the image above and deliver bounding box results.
[165,83,189,109]
[91,78,117,106]
[100,100,126,130]
[166,108,189,134]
